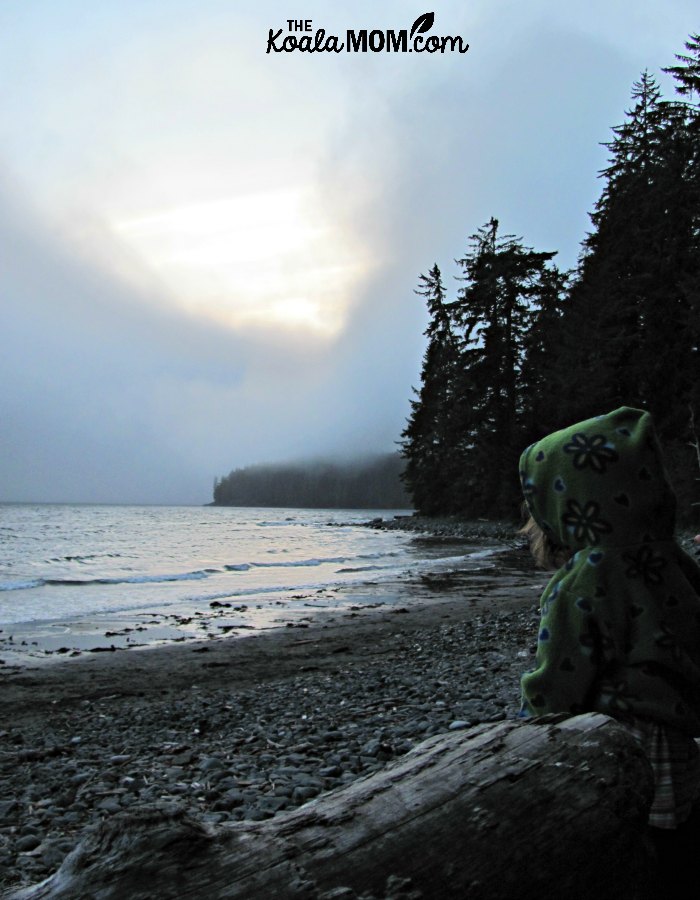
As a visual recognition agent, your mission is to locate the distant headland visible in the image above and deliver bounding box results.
[211,452,411,509]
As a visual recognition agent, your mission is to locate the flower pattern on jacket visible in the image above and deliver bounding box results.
[519,407,700,735]
[561,499,612,545]
[563,433,619,473]
[623,545,668,586]
[601,678,637,715]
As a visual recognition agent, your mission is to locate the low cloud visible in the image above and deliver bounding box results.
[1,5,691,505]
[0,173,421,504]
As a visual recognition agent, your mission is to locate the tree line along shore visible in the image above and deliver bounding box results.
[400,37,700,523]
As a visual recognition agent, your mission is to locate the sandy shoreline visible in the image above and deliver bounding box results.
[0,540,547,892]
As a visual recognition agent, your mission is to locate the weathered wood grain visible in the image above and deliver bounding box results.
[7,714,655,900]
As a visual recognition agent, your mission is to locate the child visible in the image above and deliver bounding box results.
[519,406,700,834]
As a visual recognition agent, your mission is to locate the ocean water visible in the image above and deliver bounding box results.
[0,504,486,629]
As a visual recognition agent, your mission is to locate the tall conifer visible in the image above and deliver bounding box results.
[401,265,461,514]
[563,70,696,429]
[450,219,561,515]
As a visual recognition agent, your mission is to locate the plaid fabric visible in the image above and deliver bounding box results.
[619,717,700,829]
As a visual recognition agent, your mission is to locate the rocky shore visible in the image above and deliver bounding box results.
[0,535,547,893]
[365,515,517,543]
[2,514,699,895]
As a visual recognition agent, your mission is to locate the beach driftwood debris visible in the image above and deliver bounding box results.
[9,713,654,900]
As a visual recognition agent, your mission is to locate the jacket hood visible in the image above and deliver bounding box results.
[519,407,700,733]
[519,407,676,551]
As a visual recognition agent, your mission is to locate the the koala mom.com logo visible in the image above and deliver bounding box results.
[266,12,470,55]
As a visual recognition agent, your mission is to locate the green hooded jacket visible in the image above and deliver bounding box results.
[520,406,700,734]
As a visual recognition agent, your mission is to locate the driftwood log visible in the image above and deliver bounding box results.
[8,714,655,900]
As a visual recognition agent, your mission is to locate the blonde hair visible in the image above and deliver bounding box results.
[519,512,571,570]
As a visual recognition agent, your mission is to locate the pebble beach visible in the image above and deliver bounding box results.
[0,524,551,893]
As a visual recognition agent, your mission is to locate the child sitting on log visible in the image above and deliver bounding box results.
[518,406,700,841]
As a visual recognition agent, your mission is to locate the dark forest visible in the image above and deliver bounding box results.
[401,36,700,522]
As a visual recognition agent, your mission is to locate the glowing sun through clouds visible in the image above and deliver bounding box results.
[114,187,369,335]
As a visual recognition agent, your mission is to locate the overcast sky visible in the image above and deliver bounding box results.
[0,1,697,504]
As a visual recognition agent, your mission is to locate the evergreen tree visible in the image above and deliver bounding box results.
[519,263,570,438]
[562,69,698,431]
[661,34,700,515]
[662,34,700,408]
[401,265,461,514]
[551,41,700,518]
[450,218,562,516]
[663,33,700,103]
[399,36,700,522]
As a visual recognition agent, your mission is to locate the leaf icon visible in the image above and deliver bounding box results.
[409,12,435,39]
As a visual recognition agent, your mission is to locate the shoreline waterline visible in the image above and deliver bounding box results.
[0,503,521,668]
[0,542,510,668]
